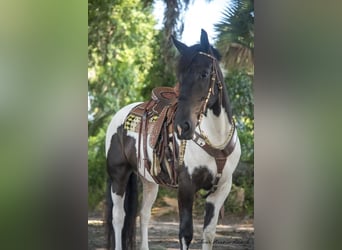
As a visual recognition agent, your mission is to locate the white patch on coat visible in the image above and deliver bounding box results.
[200,106,233,149]
[105,102,142,156]
[126,131,157,183]
[183,105,241,181]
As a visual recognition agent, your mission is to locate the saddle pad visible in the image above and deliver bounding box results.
[124,113,156,134]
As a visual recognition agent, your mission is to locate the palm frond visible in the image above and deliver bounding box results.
[215,0,254,72]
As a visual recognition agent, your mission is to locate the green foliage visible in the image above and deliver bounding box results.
[225,161,254,216]
[88,0,157,208]
[215,0,254,72]
[223,70,254,215]
[226,70,254,163]
[215,0,254,162]
[215,0,254,50]
[140,31,177,99]
[88,129,106,209]
[88,0,157,134]
[216,1,255,214]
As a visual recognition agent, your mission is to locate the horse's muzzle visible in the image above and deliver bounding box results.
[175,120,193,140]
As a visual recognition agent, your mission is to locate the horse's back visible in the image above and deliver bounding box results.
[105,102,142,156]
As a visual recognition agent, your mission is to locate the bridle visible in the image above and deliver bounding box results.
[197,51,223,124]
[178,51,237,196]
[178,51,223,166]
[196,51,234,149]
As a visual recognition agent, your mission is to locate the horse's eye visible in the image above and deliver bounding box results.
[200,71,209,79]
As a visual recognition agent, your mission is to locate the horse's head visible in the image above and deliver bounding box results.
[172,29,222,140]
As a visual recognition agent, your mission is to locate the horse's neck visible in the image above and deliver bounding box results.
[197,104,233,149]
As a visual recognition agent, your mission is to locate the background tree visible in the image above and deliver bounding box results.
[160,0,189,73]
[141,31,177,99]
[215,0,254,163]
[215,0,254,214]
[88,0,157,208]
[215,0,254,74]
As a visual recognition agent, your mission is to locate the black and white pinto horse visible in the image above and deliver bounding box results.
[105,30,241,250]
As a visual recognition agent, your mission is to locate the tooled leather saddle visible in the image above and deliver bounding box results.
[124,86,179,187]
[123,84,238,191]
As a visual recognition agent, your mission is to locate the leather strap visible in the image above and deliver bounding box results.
[149,106,168,148]
[193,126,237,198]
[192,125,237,175]
[141,100,153,170]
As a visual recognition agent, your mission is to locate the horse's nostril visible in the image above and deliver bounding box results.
[183,121,190,131]
[176,121,192,139]
[182,121,191,133]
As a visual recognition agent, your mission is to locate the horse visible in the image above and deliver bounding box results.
[104,29,241,250]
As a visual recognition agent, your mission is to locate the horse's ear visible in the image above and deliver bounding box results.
[200,29,210,51]
[171,35,188,55]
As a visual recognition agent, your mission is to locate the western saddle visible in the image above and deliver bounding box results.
[123,84,238,191]
[124,86,179,187]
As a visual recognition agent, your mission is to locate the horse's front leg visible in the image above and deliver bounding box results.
[202,175,233,250]
[178,168,195,250]
[140,178,159,250]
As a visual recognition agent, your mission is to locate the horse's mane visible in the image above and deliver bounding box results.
[176,44,222,75]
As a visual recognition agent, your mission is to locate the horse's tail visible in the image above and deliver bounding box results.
[104,173,138,250]
[123,172,138,249]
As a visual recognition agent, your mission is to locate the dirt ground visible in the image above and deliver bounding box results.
[88,203,254,250]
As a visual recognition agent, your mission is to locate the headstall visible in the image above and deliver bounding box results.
[189,51,237,196]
